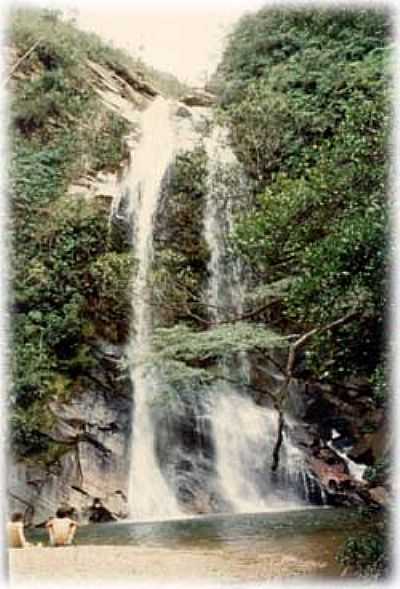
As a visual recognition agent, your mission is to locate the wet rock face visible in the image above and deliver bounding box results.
[153,397,221,514]
[284,378,389,507]
[8,343,132,526]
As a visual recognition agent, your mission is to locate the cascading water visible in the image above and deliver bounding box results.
[122,99,321,523]
[203,125,312,512]
[127,97,181,521]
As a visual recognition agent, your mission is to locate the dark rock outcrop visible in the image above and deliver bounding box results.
[87,59,157,104]
[283,377,389,507]
[180,90,216,107]
[9,343,132,526]
[368,486,390,507]
[174,104,193,118]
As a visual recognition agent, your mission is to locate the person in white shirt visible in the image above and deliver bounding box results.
[46,507,78,547]
[7,512,31,548]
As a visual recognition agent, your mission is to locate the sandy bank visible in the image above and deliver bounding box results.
[9,544,328,586]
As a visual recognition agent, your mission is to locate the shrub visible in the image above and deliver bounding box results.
[9,6,137,457]
[337,529,389,578]
[216,7,389,382]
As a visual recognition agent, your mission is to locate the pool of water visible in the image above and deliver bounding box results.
[28,507,377,577]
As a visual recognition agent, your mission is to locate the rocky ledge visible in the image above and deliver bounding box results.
[180,89,216,107]
[287,378,390,509]
[8,342,133,526]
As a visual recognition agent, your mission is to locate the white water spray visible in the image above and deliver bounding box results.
[127,97,181,521]
[204,125,309,513]
[123,101,319,521]
[328,432,367,483]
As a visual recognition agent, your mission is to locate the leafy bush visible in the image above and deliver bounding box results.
[87,251,133,338]
[370,364,388,407]
[337,529,389,578]
[152,322,285,364]
[217,8,389,105]
[90,111,130,173]
[9,7,137,458]
[152,148,209,326]
[216,6,390,382]
[364,457,390,485]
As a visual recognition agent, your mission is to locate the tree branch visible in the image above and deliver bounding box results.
[286,309,360,379]
[271,308,361,471]
[4,38,43,85]
[212,298,280,326]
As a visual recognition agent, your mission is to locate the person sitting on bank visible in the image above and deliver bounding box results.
[46,507,78,547]
[7,512,31,548]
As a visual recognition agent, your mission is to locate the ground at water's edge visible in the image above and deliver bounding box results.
[9,544,329,585]
[9,508,378,583]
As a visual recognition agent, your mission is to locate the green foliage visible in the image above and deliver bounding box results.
[9,9,93,139]
[337,528,389,578]
[217,82,304,183]
[152,147,209,326]
[244,278,294,305]
[152,322,285,365]
[9,6,133,173]
[143,322,284,407]
[370,364,387,407]
[11,194,133,456]
[90,111,130,173]
[9,7,136,458]
[9,8,81,71]
[217,8,389,106]
[336,506,389,578]
[364,457,390,485]
[216,6,390,382]
[11,403,70,462]
[87,251,133,339]
[10,408,54,457]
[12,68,92,137]
[143,66,191,98]
[9,7,139,81]
[8,6,191,105]
[149,361,213,408]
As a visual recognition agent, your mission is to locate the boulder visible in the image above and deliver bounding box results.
[309,457,351,489]
[347,428,387,465]
[368,486,390,507]
[174,104,192,118]
[87,494,128,522]
[180,90,216,107]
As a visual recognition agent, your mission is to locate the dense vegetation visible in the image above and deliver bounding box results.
[8,8,145,459]
[152,8,390,426]
[211,6,391,577]
[337,507,389,578]
[152,147,210,327]
[7,4,390,578]
[213,7,390,394]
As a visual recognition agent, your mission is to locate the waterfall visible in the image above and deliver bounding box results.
[203,125,310,512]
[127,97,181,521]
[122,100,320,522]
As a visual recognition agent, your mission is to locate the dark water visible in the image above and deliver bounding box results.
[28,507,378,577]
